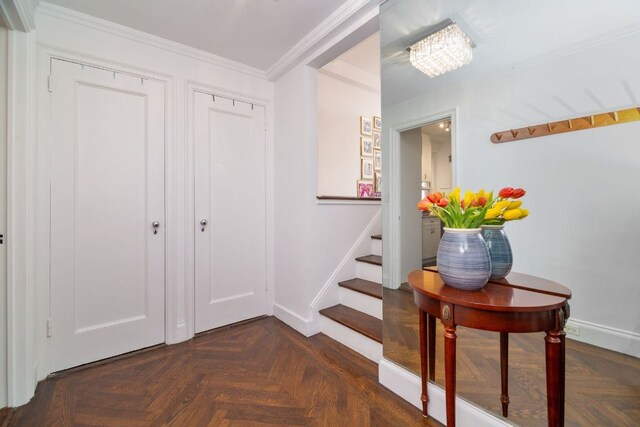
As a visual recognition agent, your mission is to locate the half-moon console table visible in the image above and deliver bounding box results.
[408,269,572,427]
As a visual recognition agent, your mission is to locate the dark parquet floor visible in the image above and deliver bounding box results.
[383,286,640,426]
[7,317,441,427]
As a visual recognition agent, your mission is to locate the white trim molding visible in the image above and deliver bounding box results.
[0,0,37,32]
[7,28,38,407]
[379,358,512,427]
[383,109,457,289]
[565,318,640,358]
[273,303,314,337]
[267,0,381,80]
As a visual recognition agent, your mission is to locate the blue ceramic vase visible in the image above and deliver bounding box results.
[437,228,491,290]
[481,225,513,280]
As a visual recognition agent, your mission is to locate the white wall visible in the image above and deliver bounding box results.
[384,32,640,355]
[0,24,8,409]
[274,63,380,332]
[317,65,381,196]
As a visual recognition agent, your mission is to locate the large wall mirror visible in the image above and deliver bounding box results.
[380,0,640,425]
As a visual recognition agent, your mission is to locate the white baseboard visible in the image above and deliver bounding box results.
[565,318,640,358]
[378,359,512,427]
[319,316,382,363]
[273,303,314,337]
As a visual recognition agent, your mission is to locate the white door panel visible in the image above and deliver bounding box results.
[50,60,165,372]
[194,93,266,332]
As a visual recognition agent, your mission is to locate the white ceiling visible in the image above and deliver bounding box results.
[381,0,640,106]
[46,0,347,71]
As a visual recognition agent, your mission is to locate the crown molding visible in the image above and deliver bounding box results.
[0,0,37,31]
[267,0,379,81]
[36,2,268,80]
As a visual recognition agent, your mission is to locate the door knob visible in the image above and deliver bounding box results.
[200,219,207,232]
[152,221,160,234]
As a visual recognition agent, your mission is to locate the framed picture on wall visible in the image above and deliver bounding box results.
[360,116,373,136]
[375,172,382,193]
[373,132,381,149]
[361,137,373,157]
[373,116,382,130]
[361,158,374,179]
[373,149,381,171]
[357,180,374,198]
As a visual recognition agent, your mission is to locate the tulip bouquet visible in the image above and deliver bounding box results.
[483,187,529,225]
[417,187,493,229]
[417,186,529,228]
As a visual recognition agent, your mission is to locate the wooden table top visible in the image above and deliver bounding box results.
[408,270,568,313]
[422,267,572,299]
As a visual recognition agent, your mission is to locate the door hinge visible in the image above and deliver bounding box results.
[47,318,52,337]
[47,75,53,93]
[0,234,3,244]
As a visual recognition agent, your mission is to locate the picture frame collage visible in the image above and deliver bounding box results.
[357,115,382,198]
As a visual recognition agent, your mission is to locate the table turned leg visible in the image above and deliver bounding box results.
[444,324,457,427]
[500,332,510,417]
[545,329,566,427]
[419,309,429,417]
[428,314,436,381]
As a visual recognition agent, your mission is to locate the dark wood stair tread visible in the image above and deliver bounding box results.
[371,234,382,240]
[338,278,382,299]
[355,254,382,266]
[319,305,382,343]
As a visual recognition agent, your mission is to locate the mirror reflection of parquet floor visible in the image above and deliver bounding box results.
[7,317,441,427]
[383,286,640,426]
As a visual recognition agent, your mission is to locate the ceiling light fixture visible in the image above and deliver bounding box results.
[408,20,475,78]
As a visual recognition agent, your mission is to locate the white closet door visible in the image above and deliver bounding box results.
[194,92,267,333]
[49,60,165,372]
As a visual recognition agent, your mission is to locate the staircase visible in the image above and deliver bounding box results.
[319,234,383,362]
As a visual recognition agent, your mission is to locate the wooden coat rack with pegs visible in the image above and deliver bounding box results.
[490,106,640,144]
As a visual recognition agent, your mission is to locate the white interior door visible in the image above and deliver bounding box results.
[49,59,165,372]
[194,92,267,333]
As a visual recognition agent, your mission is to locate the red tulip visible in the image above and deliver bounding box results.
[511,188,526,198]
[426,192,443,203]
[478,196,487,207]
[437,198,449,207]
[499,187,514,198]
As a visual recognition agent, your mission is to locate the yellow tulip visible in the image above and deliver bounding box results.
[508,200,523,209]
[449,187,461,203]
[503,208,522,221]
[495,200,510,210]
[463,190,475,207]
[484,207,501,219]
[519,209,529,219]
[477,189,486,199]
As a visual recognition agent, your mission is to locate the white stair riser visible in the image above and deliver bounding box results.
[371,239,382,256]
[319,316,382,363]
[339,288,382,319]
[356,262,382,283]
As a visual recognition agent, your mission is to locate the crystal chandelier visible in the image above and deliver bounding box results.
[409,23,474,78]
